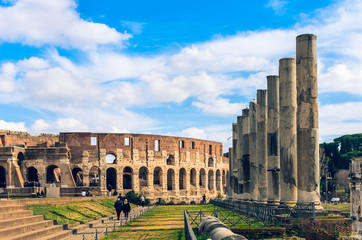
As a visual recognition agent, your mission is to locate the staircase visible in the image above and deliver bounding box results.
[0,199,73,240]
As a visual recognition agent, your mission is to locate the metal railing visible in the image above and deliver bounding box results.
[184,209,197,240]
[211,199,316,226]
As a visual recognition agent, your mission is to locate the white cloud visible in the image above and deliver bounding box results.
[121,21,146,35]
[0,120,27,132]
[180,127,207,140]
[0,0,131,50]
[266,0,289,15]
[0,62,16,93]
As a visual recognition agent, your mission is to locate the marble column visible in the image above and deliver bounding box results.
[236,115,244,197]
[279,58,298,206]
[296,34,321,206]
[241,108,250,200]
[267,75,280,206]
[249,101,259,202]
[256,89,268,204]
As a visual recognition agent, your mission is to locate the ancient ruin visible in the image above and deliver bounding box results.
[350,157,362,234]
[0,130,228,203]
[227,34,321,207]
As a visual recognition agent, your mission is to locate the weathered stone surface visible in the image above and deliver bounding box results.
[267,75,280,206]
[279,57,298,206]
[256,89,268,204]
[296,34,320,205]
[249,102,258,202]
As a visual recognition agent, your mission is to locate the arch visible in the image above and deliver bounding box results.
[190,168,196,187]
[89,166,100,186]
[17,152,24,169]
[106,153,116,164]
[46,165,61,183]
[208,158,214,167]
[167,155,175,165]
[208,170,214,191]
[167,169,175,190]
[139,166,149,187]
[153,167,163,186]
[106,168,117,189]
[0,166,6,188]
[199,168,206,188]
[72,167,83,186]
[27,167,38,182]
[123,167,133,189]
[179,168,186,190]
[216,169,221,191]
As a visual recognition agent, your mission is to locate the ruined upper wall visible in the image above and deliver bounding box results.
[59,132,224,164]
[0,130,58,147]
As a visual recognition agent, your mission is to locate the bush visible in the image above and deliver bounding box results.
[125,190,150,205]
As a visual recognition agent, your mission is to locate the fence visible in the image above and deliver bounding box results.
[211,199,316,226]
[184,209,197,240]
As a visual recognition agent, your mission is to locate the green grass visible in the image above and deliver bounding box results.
[26,199,136,227]
[102,204,268,240]
[323,203,350,213]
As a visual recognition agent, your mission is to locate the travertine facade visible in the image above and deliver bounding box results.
[350,157,362,234]
[227,34,321,207]
[0,130,228,203]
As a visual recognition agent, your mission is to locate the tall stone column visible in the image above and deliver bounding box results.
[236,115,244,198]
[267,75,280,206]
[241,109,250,200]
[232,123,238,197]
[249,102,258,202]
[256,89,268,204]
[296,34,321,205]
[279,58,298,206]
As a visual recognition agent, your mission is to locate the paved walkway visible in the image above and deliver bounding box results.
[64,205,155,240]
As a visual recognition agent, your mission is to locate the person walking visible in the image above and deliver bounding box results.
[123,199,131,219]
[114,197,123,220]
[140,195,145,207]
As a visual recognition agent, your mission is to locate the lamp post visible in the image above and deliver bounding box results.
[325,172,332,211]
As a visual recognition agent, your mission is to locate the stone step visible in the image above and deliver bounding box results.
[0,219,55,238]
[0,210,33,220]
[35,229,74,240]
[7,224,66,240]
[0,199,23,206]
[0,205,25,212]
[0,215,45,229]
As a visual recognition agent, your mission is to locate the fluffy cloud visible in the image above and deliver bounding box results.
[0,120,27,132]
[0,0,131,50]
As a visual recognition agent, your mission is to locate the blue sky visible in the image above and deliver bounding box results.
[0,0,361,152]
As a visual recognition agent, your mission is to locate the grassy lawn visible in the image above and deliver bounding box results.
[102,204,216,240]
[323,202,350,213]
[26,199,136,227]
[102,204,267,240]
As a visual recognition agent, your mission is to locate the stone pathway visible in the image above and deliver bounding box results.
[64,205,155,240]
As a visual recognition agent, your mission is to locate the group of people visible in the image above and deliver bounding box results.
[114,194,131,220]
[81,190,93,197]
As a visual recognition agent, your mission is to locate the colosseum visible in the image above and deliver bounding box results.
[0,130,228,203]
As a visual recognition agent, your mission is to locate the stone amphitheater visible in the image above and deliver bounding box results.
[0,130,228,203]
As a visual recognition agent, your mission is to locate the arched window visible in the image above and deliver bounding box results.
[208,158,214,167]
[166,155,175,165]
[167,169,175,190]
[190,168,196,187]
[123,167,133,189]
[153,167,162,186]
[46,165,61,183]
[27,167,38,182]
[106,153,116,164]
[72,168,83,186]
[17,152,24,169]
[106,168,117,189]
[89,166,100,186]
[216,169,221,191]
[208,170,214,191]
[199,168,206,188]
[179,168,186,190]
[139,167,149,187]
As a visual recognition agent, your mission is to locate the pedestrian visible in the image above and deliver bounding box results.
[118,193,124,201]
[114,197,123,220]
[202,195,206,205]
[140,195,145,207]
[107,184,112,196]
[123,199,131,219]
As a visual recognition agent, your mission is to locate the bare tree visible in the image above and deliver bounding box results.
[334,169,349,189]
